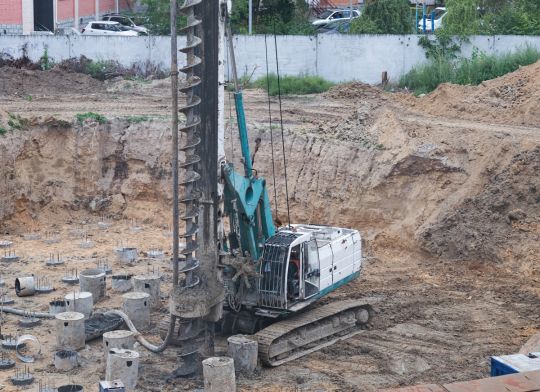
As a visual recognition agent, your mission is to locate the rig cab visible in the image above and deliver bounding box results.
[257,225,362,315]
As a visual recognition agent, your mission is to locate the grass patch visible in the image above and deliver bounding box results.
[0,112,29,136]
[7,113,29,130]
[84,60,117,81]
[76,112,108,125]
[399,46,540,95]
[253,74,334,96]
[225,74,255,92]
[126,115,150,123]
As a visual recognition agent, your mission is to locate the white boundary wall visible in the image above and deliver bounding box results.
[1,34,539,84]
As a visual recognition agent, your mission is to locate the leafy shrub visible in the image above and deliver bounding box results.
[399,46,540,94]
[76,112,108,124]
[7,113,29,130]
[39,48,54,70]
[84,60,121,81]
[442,0,540,36]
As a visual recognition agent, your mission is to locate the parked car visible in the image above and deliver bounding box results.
[418,7,446,32]
[316,19,351,34]
[81,21,139,36]
[312,9,360,27]
[102,14,149,35]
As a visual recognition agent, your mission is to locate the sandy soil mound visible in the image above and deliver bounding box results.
[0,66,102,96]
[324,81,385,101]
[419,146,540,267]
[406,61,540,126]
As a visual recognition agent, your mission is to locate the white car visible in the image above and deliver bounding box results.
[102,14,149,35]
[81,21,138,36]
[418,7,447,32]
[312,9,361,27]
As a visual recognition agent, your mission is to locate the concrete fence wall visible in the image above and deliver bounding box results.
[1,34,539,84]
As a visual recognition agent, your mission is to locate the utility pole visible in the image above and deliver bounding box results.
[248,0,252,34]
[74,0,79,30]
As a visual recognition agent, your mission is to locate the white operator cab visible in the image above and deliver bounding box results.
[258,224,362,314]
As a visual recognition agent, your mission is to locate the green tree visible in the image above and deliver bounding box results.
[443,0,482,35]
[442,0,540,36]
[141,0,186,35]
[349,0,413,34]
[482,0,540,35]
[231,0,314,34]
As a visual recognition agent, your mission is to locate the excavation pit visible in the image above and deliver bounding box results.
[0,60,538,392]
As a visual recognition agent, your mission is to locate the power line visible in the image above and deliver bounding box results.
[264,33,278,217]
[272,23,291,229]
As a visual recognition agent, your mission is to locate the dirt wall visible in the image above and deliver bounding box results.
[1,62,539,268]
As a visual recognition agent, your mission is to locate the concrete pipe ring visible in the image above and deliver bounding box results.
[16,334,41,363]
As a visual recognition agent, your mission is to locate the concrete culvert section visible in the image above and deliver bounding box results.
[64,291,93,318]
[55,312,85,350]
[79,269,106,302]
[121,292,150,331]
[105,348,140,392]
[103,330,135,356]
[132,274,160,308]
[14,276,35,297]
[203,357,236,392]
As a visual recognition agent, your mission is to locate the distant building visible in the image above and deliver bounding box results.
[0,0,133,35]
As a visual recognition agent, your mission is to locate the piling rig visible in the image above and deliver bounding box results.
[116,0,373,374]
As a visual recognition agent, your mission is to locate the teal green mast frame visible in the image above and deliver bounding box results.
[222,92,276,261]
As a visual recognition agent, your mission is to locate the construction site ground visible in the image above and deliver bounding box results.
[0,62,539,391]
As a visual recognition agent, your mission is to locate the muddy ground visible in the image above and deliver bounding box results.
[0,62,539,391]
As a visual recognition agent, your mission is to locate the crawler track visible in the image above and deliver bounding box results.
[255,300,373,366]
